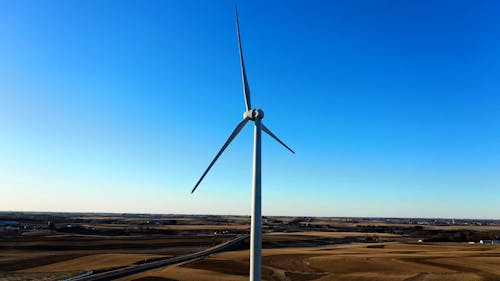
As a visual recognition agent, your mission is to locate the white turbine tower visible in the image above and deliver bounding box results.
[191,7,295,281]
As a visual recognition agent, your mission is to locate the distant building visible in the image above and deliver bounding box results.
[480,240,500,244]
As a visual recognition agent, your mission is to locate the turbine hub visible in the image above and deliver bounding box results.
[243,108,264,120]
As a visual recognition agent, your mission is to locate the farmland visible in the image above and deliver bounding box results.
[1,212,499,280]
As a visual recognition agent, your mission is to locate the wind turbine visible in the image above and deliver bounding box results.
[191,7,295,281]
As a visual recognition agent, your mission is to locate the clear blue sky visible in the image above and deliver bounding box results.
[1,1,499,218]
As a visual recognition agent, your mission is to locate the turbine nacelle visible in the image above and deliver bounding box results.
[191,8,294,196]
[192,9,295,281]
[244,108,265,120]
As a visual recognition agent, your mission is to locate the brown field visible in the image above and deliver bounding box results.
[0,234,226,280]
[152,224,250,231]
[351,221,500,232]
[22,253,166,272]
[80,223,250,231]
[2,213,499,281]
[425,225,500,231]
[267,231,401,238]
[119,242,500,281]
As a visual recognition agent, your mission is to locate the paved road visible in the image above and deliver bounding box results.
[73,235,249,281]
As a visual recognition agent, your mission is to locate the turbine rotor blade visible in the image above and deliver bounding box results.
[235,7,252,111]
[191,118,250,194]
[262,123,295,154]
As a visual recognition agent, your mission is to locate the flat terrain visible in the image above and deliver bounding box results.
[22,253,166,272]
[0,232,229,280]
[1,212,499,280]
[120,241,500,281]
